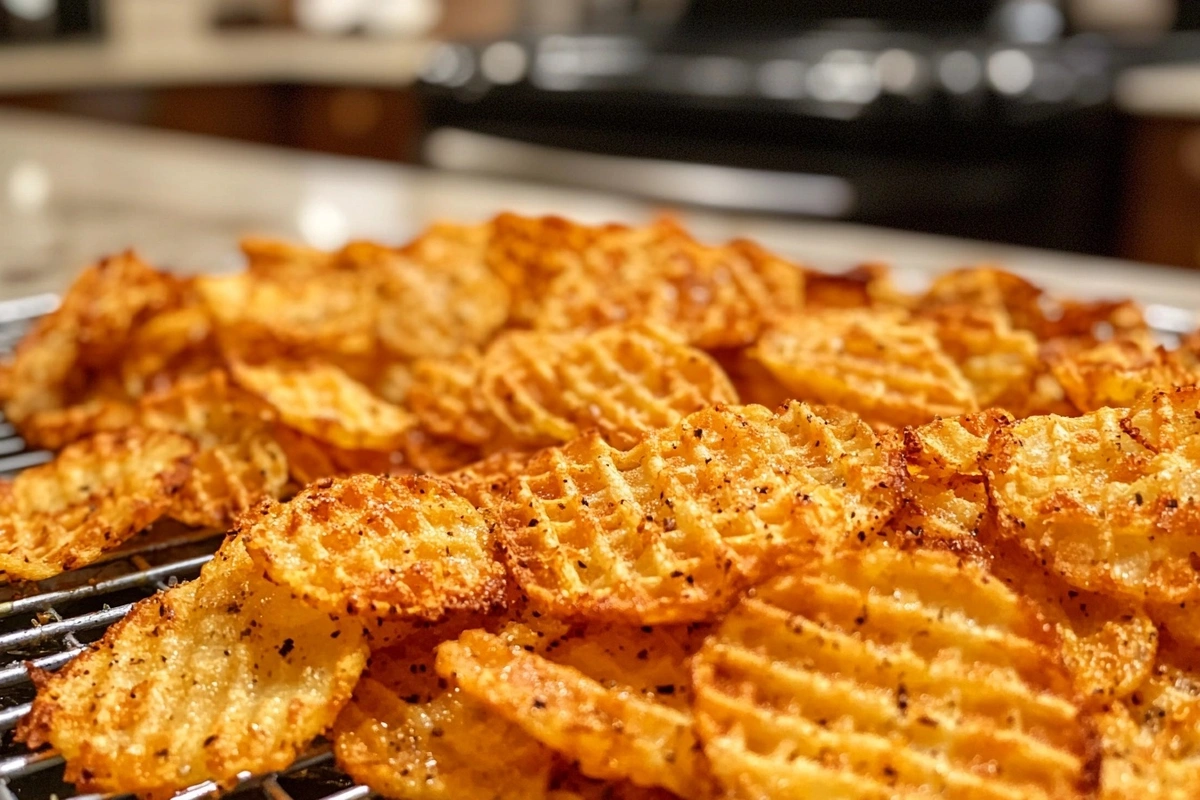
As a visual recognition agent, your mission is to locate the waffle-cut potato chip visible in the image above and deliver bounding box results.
[271,424,407,486]
[244,474,506,621]
[17,534,368,795]
[231,360,416,452]
[333,618,556,800]
[379,222,511,360]
[119,299,221,399]
[889,411,1011,549]
[749,309,978,429]
[984,407,1200,603]
[921,304,1040,409]
[4,252,191,447]
[802,263,908,309]
[1120,387,1200,455]
[408,350,497,445]
[481,324,738,450]
[1050,337,1200,413]
[0,429,196,580]
[128,372,289,530]
[1097,641,1200,799]
[499,402,901,624]
[437,623,713,797]
[439,449,535,510]
[487,214,802,349]
[691,547,1098,800]
[987,538,1159,705]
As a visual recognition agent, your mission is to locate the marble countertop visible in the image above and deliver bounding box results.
[0,108,1197,330]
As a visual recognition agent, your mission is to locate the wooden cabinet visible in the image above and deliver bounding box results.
[1119,116,1200,269]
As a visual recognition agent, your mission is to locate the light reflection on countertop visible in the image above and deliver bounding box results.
[0,108,1198,321]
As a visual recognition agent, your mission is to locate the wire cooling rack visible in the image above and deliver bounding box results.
[0,296,372,800]
[0,290,1194,800]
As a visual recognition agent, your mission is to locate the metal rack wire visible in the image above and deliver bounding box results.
[0,297,372,800]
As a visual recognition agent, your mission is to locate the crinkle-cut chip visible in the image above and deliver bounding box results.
[230,360,416,452]
[487,214,803,349]
[439,449,535,510]
[401,429,481,474]
[3,252,188,443]
[691,547,1098,800]
[1097,641,1200,800]
[499,402,902,624]
[983,408,1200,604]
[119,302,221,398]
[132,371,289,530]
[921,304,1040,408]
[481,324,739,450]
[1050,337,1200,413]
[0,429,196,581]
[436,623,714,798]
[333,621,556,800]
[802,262,910,309]
[1121,388,1200,455]
[17,535,368,796]
[748,309,978,429]
[986,537,1158,705]
[271,424,408,486]
[243,474,506,621]
[408,350,497,445]
[196,270,380,361]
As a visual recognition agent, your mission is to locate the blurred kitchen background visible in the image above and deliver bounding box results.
[1,0,1200,269]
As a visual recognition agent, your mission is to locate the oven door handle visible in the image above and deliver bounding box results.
[422,127,857,218]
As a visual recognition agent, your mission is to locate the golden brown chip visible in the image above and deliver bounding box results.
[802,263,908,309]
[1120,387,1200,454]
[478,323,739,450]
[920,304,1040,409]
[1097,640,1200,799]
[1148,600,1200,651]
[984,407,1200,604]
[230,360,416,452]
[437,622,713,797]
[748,309,978,429]
[499,402,901,624]
[134,371,289,530]
[439,449,536,510]
[239,236,331,278]
[691,547,1098,800]
[243,474,506,621]
[270,424,408,486]
[1050,336,1199,413]
[487,214,802,349]
[407,349,497,446]
[118,298,221,399]
[333,621,557,800]
[17,534,368,795]
[4,252,193,447]
[0,429,196,580]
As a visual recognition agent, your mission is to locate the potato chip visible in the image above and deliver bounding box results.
[407,350,497,446]
[4,252,192,447]
[131,371,289,530]
[548,771,680,800]
[802,263,908,309]
[333,620,557,800]
[487,214,802,349]
[478,323,737,450]
[230,360,416,452]
[239,236,331,278]
[691,547,1098,800]
[984,407,1200,604]
[439,449,535,510]
[119,301,221,398]
[749,309,978,429]
[1097,641,1200,799]
[0,429,196,580]
[271,424,407,485]
[1148,600,1200,650]
[437,622,714,797]
[1120,387,1200,455]
[243,474,506,621]
[18,534,367,795]
[498,402,901,624]
[986,537,1159,705]
[1050,337,1200,413]
[920,304,1040,409]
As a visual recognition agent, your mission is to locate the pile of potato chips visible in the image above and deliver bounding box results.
[3,214,1200,799]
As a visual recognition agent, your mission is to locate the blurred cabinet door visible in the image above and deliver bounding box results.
[1120,116,1200,269]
